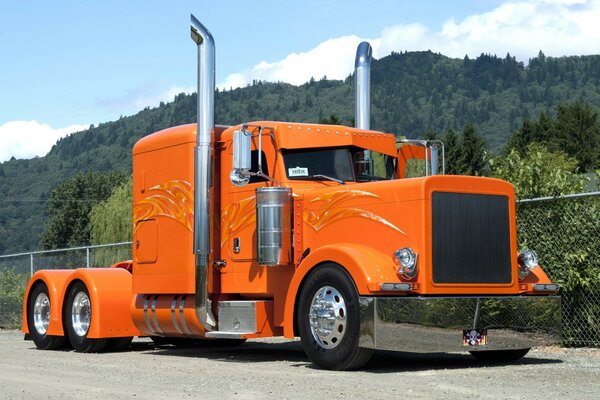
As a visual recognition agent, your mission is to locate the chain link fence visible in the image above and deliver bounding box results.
[1,193,599,346]
[517,192,600,347]
[0,242,131,328]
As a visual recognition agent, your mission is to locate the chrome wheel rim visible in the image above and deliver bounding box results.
[33,292,50,335]
[71,291,91,337]
[309,286,347,349]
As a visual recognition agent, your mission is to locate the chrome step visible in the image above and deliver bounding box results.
[205,331,253,339]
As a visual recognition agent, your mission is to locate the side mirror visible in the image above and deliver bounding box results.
[230,130,252,186]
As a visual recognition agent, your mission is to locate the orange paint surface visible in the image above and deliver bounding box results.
[23,121,557,342]
[22,269,141,338]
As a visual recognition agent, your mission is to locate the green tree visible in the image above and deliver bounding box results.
[488,143,588,199]
[89,177,133,266]
[554,102,600,171]
[90,177,133,245]
[7,51,600,255]
[424,128,438,140]
[40,171,127,249]
[506,102,600,171]
[460,124,486,176]
[506,118,536,155]
[319,113,342,125]
[443,128,462,174]
[0,267,28,328]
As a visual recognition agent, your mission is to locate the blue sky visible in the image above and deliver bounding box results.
[1,0,600,162]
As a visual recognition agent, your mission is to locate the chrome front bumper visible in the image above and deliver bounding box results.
[359,296,561,353]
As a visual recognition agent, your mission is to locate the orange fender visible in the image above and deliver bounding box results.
[282,243,397,338]
[65,268,142,338]
[22,270,72,336]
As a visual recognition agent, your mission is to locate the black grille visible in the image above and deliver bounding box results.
[432,192,511,284]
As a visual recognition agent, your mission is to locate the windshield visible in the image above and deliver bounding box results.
[352,149,395,182]
[283,147,355,182]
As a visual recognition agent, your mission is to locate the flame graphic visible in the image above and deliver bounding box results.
[304,190,405,235]
[133,180,194,232]
[221,197,256,246]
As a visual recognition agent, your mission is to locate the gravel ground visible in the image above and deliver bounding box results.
[1,330,599,399]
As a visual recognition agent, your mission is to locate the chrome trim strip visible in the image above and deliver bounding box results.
[151,297,162,334]
[179,296,192,335]
[359,296,561,353]
[205,331,251,339]
[171,296,183,335]
[143,296,154,334]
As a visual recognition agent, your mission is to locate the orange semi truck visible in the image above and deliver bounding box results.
[22,15,560,370]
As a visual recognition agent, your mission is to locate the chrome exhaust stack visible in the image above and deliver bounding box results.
[354,41,372,173]
[190,14,216,331]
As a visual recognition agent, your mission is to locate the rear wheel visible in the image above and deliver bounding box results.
[298,264,373,370]
[470,348,530,363]
[65,282,108,352]
[27,283,65,350]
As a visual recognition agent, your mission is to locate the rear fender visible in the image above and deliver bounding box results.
[22,270,72,336]
[282,244,396,338]
[65,268,141,338]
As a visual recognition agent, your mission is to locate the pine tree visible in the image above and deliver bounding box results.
[506,118,535,155]
[460,124,486,176]
[320,114,342,125]
[443,128,462,174]
[424,128,438,140]
[555,101,600,171]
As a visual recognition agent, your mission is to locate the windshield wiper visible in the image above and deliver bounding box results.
[310,174,345,185]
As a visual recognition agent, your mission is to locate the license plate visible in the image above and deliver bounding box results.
[463,329,488,346]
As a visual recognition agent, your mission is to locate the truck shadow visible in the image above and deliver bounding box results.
[363,350,561,373]
[137,339,562,373]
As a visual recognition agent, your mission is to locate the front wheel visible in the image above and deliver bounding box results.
[470,348,530,363]
[65,282,108,352]
[27,283,65,350]
[297,264,373,370]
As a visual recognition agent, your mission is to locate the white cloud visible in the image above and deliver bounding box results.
[218,0,600,89]
[0,85,197,163]
[218,35,365,89]
[0,121,88,162]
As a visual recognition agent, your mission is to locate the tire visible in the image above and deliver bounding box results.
[470,348,530,363]
[27,283,66,350]
[107,337,133,351]
[65,281,108,353]
[297,264,373,370]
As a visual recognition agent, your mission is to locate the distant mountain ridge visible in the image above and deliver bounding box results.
[2,50,600,253]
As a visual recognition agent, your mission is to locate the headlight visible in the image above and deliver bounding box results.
[518,250,538,280]
[394,248,418,279]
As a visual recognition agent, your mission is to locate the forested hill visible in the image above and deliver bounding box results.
[2,50,600,253]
